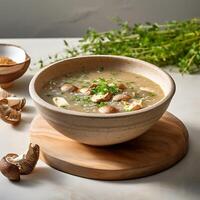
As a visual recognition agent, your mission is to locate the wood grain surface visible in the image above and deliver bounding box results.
[30,112,188,180]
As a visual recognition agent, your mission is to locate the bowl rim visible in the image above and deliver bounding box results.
[29,55,176,118]
[0,43,30,66]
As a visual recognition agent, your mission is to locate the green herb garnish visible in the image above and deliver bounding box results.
[148,92,156,97]
[97,102,108,107]
[72,95,92,106]
[91,78,119,95]
[124,105,132,112]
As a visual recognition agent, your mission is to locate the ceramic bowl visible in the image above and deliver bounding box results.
[0,44,31,88]
[29,55,175,146]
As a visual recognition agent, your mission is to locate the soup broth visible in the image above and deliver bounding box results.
[41,68,164,114]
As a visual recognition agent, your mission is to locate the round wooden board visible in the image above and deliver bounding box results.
[30,112,188,180]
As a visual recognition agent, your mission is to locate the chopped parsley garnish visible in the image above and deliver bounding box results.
[91,78,119,95]
[148,92,156,97]
[72,95,92,106]
[124,105,132,112]
[97,102,108,107]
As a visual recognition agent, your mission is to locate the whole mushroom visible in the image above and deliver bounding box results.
[125,99,143,111]
[79,83,98,95]
[0,154,20,181]
[0,144,40,181]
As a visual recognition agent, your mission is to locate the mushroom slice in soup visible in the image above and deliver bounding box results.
[124,99,143,111]
[53,97,69,108]
[139,87,154,93]
[117,83,127,90]
[137,87,156,99]
[91,93,112,103]
[79,88,91,95]
[113,93,131,102]
[98,105,118,114]
[89,83,97,89]
[60,83,78,92]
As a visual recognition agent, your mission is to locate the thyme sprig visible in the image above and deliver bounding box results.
[35,18,200,74]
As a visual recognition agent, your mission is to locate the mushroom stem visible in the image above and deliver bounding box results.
[11,144,40,175]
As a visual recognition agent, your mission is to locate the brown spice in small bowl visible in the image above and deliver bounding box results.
[0,56,16,65]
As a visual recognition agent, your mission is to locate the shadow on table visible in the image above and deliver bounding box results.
[14,166,67,187]
[11,114,35,132]
[7,74,34,97]
[6,76,200,199]
[110,125,200,198]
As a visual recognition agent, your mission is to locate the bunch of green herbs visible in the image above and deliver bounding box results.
[36,18,200,74]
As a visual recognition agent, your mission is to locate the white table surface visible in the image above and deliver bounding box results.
[0,38,199,200]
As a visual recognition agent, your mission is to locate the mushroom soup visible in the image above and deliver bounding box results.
[41,68,164,114]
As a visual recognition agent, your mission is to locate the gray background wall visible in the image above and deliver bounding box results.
[0,0,199,38]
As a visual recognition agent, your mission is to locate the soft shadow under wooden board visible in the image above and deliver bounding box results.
[30,112,188,180]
